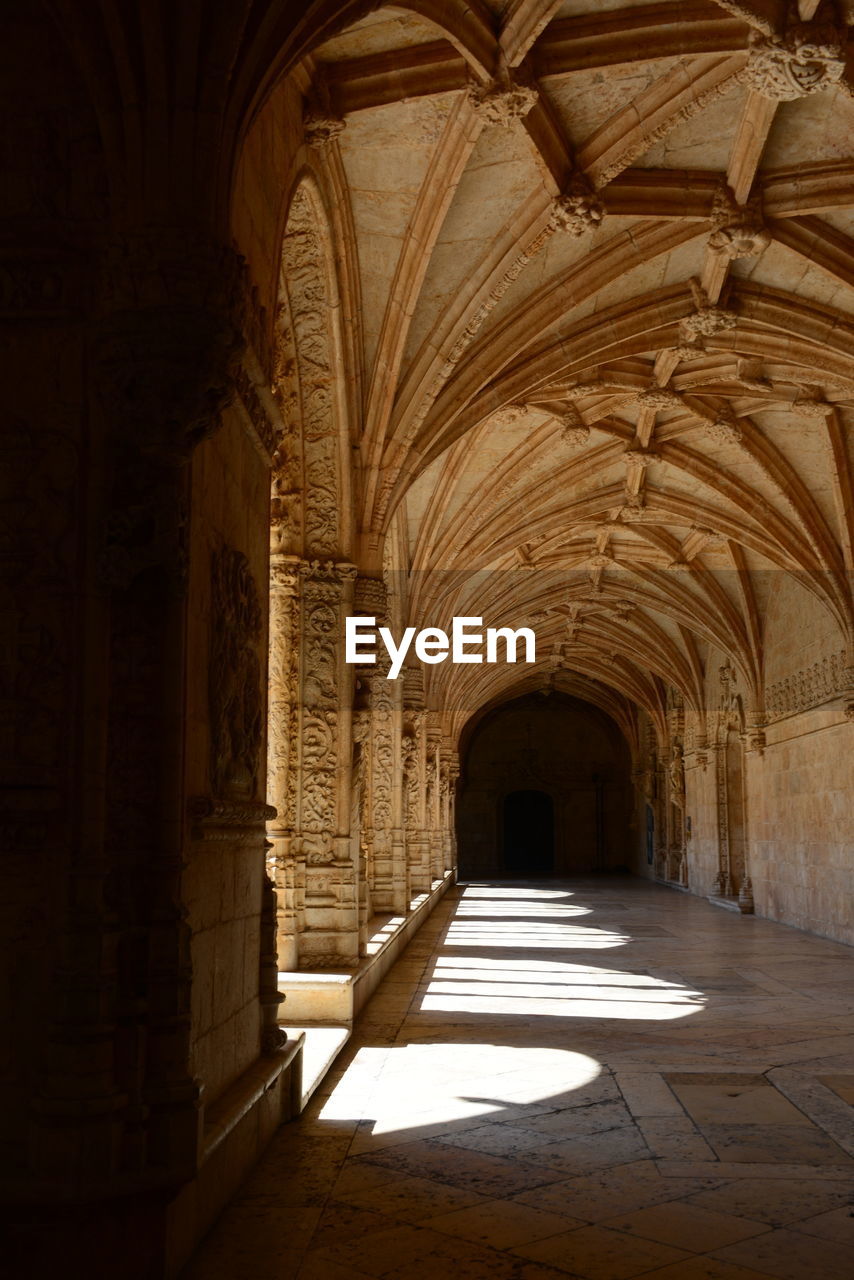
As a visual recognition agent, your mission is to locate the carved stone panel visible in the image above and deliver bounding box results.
[209,544,264,800]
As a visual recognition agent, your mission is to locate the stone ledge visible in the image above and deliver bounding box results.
[707,894,742,913]
[202,1035,304,1157]
[284,1024,351,1111]
[166,1037,304,1277]
[278,870,454,1025]
[661,878,691,893]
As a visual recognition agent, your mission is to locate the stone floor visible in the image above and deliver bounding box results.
[184,879,854,1279]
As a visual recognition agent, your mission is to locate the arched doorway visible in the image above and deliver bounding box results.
[457,692,633,879]
[503,790,555,877]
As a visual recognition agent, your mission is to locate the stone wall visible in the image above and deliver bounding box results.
[749,576,851,942]
[184,409,272,1103]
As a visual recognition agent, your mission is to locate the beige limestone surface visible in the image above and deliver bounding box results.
[185,879,854,1279]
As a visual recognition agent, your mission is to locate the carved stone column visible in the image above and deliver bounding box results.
[403,710,431,894]
[447,758,460,875]
[295,560,359,967]
[267,557,302,970]
[426,719,444,882]
[351,709,372,954]
[439,745,458,875]
[354,576,407,914]
[712,743,731,897]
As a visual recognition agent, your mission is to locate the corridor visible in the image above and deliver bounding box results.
[185,881,854,1280]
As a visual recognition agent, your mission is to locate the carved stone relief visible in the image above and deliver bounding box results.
[209,544,264,800]
[279,186,341,559]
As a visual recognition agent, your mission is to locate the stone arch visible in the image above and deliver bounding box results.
[272,175,352,560]
[458,691,633,879]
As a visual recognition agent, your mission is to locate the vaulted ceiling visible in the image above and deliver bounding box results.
[297,0,854,733]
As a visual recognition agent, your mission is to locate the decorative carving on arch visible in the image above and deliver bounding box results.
[275,180,344,559]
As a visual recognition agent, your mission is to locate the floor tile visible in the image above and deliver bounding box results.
[425,1197,583,1248]
[700,1123,853,1165]
[183,881,854,1280]
[362,1137,569,1196]
[337,1171,488,1221]
[788,1204,854,1245]
[513,1223,692,1278]
[637,1117,717,1160]
[635,1259,779,1279]
[685,1177,854,1226]
[711,1227,854,1279]
[599,1200,769,1250]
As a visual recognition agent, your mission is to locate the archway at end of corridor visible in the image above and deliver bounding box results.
[457,691,634,880]
[504,789,555,876]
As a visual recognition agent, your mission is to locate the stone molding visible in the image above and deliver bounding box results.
[765,650,849,721]
[190,797,277,842]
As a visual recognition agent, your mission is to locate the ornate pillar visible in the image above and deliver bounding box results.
[402,670,429,894]
[267,557,302,970]
[712,742,731,897]
[426,719,444,882]
[351,709,372,954]
[439,743,457,875]
[353,577,408,914]
[403,710,431,894]
[295,561,359,967]
[667,741,687,883]
[447,758,460,874]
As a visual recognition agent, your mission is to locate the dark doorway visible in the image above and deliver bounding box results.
[503,790,554,876]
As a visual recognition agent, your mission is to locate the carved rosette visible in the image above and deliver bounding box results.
[708,183,770,260]
[704,410,743,446]
[303,110,346,148]
[559,404,590,446]
[549,174,605,237]
[743,23,845,101]
[680,305,738,343]
[468,79,538,125]
[615,495,646,522]
[635,387,683,412]
[623,448,658,470]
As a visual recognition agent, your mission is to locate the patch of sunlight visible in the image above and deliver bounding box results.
[364,915,407,956]
[420,960,704,1020]
[432,961,692,990]
[318,1042,601,1134]
[443,923,630,949]
[461,885,574,899]
[455,904,593,917]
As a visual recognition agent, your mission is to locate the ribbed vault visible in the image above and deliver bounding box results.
[291,0,853,736]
